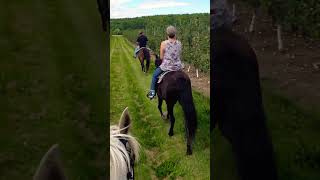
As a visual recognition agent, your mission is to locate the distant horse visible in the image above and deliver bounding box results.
[33,107,140,180]
[137,48,151,73]
[212,26,278,180]
[154,59,197,155]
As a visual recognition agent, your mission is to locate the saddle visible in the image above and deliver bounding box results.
[157,70,175,83]
[135,47,151,55]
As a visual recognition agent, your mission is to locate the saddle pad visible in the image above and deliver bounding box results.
[157,71,175,83]
[136,47,152,54]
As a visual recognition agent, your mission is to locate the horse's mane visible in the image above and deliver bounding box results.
[110,125,140,179]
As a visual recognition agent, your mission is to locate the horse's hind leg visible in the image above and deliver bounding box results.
[186,136,193,155]
[158,97,166,120]
[146,56,150,73]
[142,59,146,73]
[167,102,175,136]
[140,60,144,72]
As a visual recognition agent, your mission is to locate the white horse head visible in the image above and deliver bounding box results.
[110,107,140,179]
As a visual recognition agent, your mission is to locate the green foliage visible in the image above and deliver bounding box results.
[112,28,122,35]
[155,159,179,178]
[111,14,210,72]
[241,0,320,39]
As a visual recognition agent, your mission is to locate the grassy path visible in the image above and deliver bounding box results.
[110,36,210,179]
[0,0,106,179]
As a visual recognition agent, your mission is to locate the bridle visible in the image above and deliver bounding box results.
[119,138,135,180]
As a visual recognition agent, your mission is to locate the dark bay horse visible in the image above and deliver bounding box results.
[156,69,197,155]
[137,48,150,73]
[212,26,278,180]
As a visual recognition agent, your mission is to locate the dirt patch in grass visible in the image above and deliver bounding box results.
[229,0,320,111]
[183,64,210,97]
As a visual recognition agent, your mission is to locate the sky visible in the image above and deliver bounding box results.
[110,0,210,19]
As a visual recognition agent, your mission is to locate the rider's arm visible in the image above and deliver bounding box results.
[160,41,166,60]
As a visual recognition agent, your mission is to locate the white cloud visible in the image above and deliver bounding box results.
[137,0,191,9]
[111,8,148,19]
[110,0,135,18]
[111,0,192,19]
[110,0,132,8]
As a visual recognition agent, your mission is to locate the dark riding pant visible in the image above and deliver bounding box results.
[151,67,163,90]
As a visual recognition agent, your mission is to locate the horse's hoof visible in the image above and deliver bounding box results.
[168,131,174,136]
[161,113,168,121]
[186,145,192,155]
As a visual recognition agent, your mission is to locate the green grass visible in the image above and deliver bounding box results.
[213,81,320,180]
[0,0,106,179]
[110,36,210,179]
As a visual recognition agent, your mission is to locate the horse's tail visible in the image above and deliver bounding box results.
[178,79,197,141]
[143,48,150,70]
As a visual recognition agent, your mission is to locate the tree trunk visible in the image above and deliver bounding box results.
[232,4,236,18]
[277,24,283,51]
[249,10,256,33]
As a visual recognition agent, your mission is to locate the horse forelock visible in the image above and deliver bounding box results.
[110,125,140,179]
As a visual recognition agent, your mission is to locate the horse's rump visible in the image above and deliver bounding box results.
[137,48,150,59]
[157,71,190,99]
[137,48,151,72]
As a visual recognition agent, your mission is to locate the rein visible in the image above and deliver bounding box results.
[117,124,135,180]
[119,138,135,180]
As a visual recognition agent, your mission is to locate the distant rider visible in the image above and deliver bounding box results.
[134,31,148,58]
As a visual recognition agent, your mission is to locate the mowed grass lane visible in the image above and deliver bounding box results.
[110,36,210,179]
[0,0,106,179]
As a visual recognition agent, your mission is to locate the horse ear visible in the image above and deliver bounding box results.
[33,144,67,180]
[119,107,131,134]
